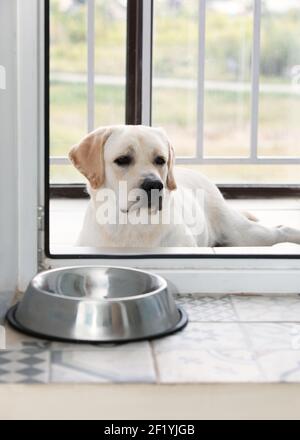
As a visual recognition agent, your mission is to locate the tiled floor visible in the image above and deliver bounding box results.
[2,293,300,384]
[2,197,300,385]
[50,197,300,254]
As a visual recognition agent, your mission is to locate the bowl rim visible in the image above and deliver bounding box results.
[30,265,169,302]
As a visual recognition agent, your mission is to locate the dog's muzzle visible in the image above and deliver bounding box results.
[140,177,164,210]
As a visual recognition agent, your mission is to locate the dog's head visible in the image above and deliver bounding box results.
[69,125,177,212]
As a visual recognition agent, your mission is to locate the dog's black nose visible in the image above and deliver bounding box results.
[140,178,164,194]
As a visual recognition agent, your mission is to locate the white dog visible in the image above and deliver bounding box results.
[69,125,300,248]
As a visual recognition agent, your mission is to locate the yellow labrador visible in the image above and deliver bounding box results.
[69,125,300,248]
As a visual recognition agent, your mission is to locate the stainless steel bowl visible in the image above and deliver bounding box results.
[7,266,188,343]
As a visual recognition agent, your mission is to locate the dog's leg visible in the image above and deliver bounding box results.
[219,208,300,247]
[241,210,259,222]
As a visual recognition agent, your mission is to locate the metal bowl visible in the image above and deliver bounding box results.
[7,266,188,343]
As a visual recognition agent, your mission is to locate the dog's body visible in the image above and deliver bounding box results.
[70,125,300,248]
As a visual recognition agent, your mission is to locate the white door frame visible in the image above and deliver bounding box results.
[17,0,300,294]
[17,0,41,291]
[0,0,18,292]
[46,255,300,295]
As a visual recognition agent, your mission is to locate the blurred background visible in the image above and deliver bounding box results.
[50,0,300,184]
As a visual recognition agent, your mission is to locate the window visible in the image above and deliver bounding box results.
[50,0,300,186]
[50,0,127,182]
[152,0,300,183]
[47,0,300,259]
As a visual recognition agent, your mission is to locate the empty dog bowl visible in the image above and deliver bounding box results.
[7,266,188,343]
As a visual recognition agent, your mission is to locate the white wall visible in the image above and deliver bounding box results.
[0,0,18,291]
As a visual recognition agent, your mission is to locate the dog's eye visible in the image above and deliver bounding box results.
[114,155,133,167]
[154,156,166,166]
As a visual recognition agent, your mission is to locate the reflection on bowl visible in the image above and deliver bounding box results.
[7,266,188,343]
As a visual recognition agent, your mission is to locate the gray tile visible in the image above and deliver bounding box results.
[0,349,50,384]
[232,295,300,322]
[50,342,156,384]
[156,350,263,383]
[21,356,47,366]
[242,323,300,351]
[0,357,10,365]
[175,295,237,322]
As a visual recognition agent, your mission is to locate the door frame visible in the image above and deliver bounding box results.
[18,0,300,294]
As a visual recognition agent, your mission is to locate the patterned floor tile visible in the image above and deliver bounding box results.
[242,323,300,351]
[50,342,156,383]
[156,350,263,383]
[4,325,50,350]
[175,295,237,322]
[4,292,300,384]
[153,322,249,353]
[0,349,50,384]
[256,351,300,382]
[231,295,300,322]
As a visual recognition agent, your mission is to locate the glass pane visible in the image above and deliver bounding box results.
[50,82,87,157]
[50,0,87,157]
[183,164,300,184]
[204,0,253,157]
[258,0,300,157]
[50,165,85,184]
[50,0,127,180]
[94,0,127,126]
[152,0,199,157]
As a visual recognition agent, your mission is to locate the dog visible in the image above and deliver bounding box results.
[69,125,300,248]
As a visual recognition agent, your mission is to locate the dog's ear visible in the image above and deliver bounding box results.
[69,127,113,189]
[155,127,177,191]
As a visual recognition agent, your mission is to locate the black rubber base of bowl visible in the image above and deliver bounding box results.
[6,304,188,345]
